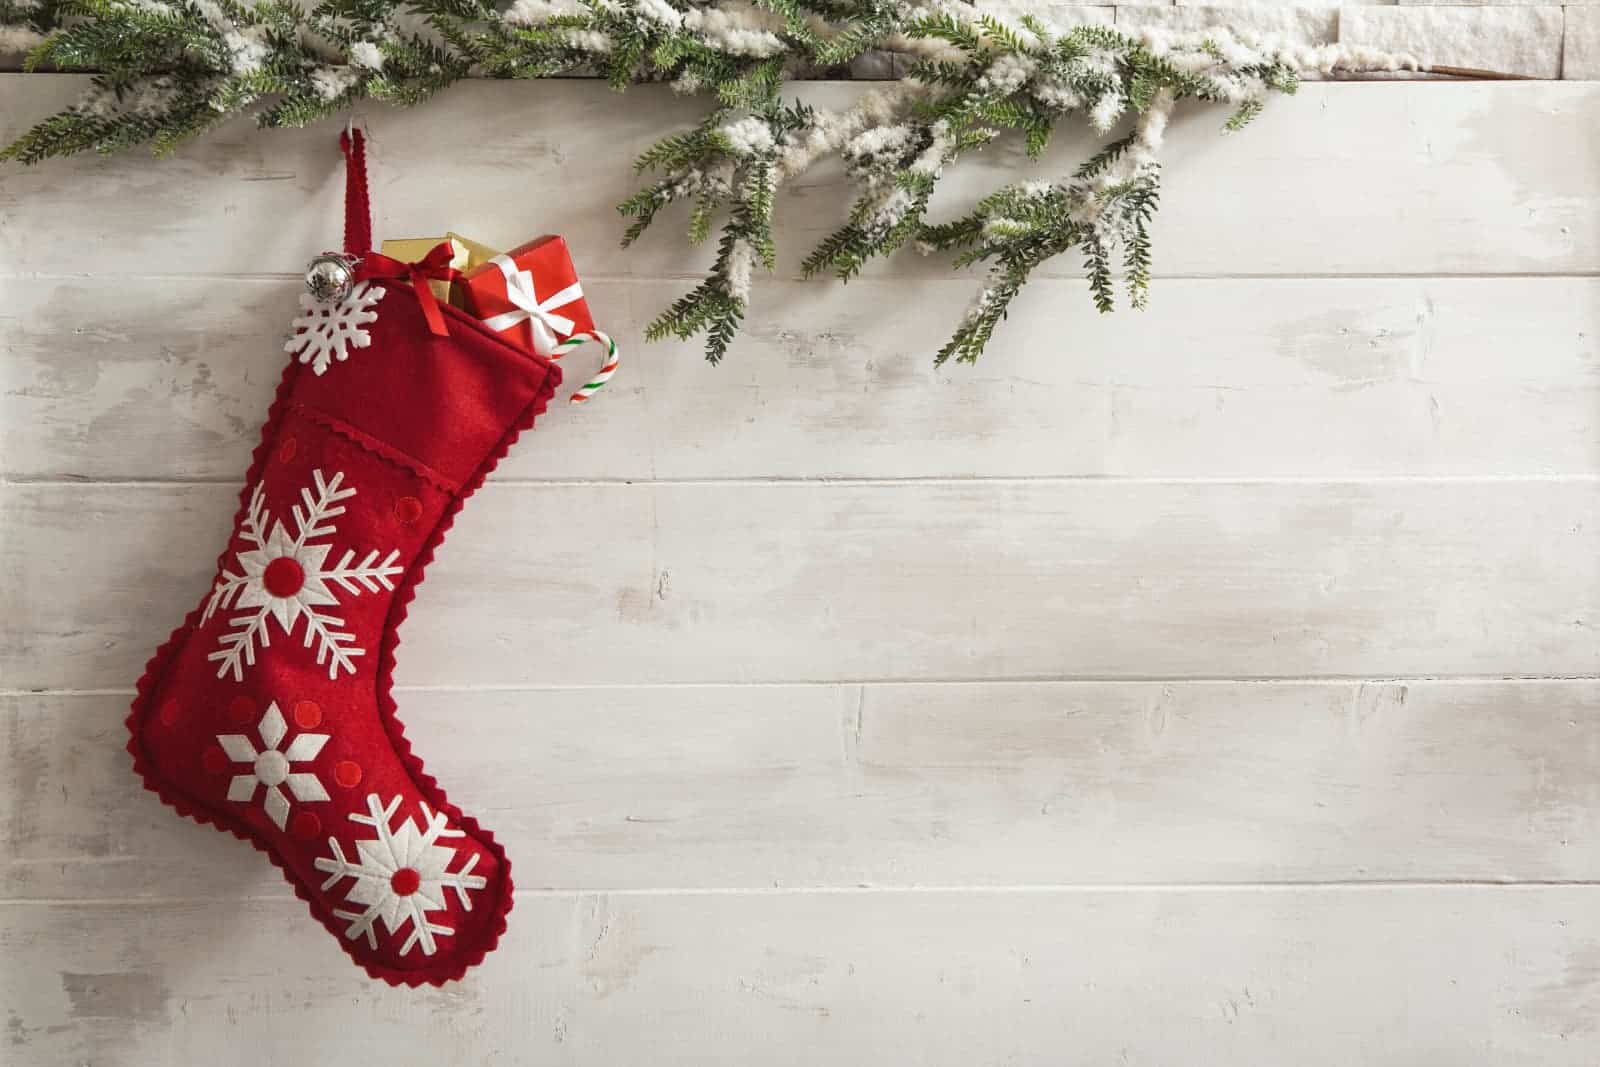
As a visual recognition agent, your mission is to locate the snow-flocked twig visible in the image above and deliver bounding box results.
[2,0,1427,363]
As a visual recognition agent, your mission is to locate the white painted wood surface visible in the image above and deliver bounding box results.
[3,74,1600,1063]
[6,889,1599,1065]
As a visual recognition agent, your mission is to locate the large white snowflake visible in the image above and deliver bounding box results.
[217,700,330,830]
[284,281,384,375]
[202,468,403,681]
[315,794,489,958]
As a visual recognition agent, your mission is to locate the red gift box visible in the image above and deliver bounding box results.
[457,235,595,356]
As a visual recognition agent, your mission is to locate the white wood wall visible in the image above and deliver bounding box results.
[4,75,1600,1063]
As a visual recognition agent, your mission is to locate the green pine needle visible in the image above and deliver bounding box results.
[0,1,1366,365]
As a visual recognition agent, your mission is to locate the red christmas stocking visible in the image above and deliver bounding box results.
[126,131,560,985]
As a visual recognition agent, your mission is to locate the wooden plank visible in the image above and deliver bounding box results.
[4,480,1597,690]
[6,65,1598,1064]
[8,274,1600,482]
[3,887,1597,1064]
[4,77,1597,279]
[8,681,1600,899]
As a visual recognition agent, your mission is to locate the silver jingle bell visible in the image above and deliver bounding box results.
[304,252,359,304]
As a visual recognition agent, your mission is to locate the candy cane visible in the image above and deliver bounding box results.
[549,330,619,404]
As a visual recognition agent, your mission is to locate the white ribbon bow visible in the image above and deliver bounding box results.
[479,253,584,355]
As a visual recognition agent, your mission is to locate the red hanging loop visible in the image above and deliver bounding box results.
[339,124,373,256]
[339,120,457,337]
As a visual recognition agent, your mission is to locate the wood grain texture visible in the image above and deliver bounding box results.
[5,479,1598,690]
[7,681,1600,900]
[4,889,1599,1066]
[5,73,1600,1063]
[8,275,1600,482]
[3,77,1597,279]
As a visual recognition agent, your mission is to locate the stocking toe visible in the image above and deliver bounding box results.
[309,794,512,985]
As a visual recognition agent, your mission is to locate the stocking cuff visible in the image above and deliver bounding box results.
[289,280,560,489]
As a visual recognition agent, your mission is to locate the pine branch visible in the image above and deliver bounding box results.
[0,2,1428,364]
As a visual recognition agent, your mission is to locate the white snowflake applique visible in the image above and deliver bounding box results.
[284,281,385,375]
[217,700,330,830]
[202,468,403,681]
[315,795,489,958]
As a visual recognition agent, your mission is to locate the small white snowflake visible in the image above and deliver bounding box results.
[203,468,404,681]
[315,795,489,958]
[285,281,384,375]
[217,701,330,830]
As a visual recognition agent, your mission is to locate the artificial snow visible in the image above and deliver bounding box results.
[503,0,584,24]
[725,239,757,304]
[681,1,787,58]
[350,41,385,70]
[720,116,776,157]
[1341,6,1557,78]
[310,65,362,101]
[634,0,684,30]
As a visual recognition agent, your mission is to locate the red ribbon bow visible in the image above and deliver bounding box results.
[356,242,462,336]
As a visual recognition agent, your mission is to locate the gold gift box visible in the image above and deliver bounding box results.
[446,231,500,274]
[376,232,502,306]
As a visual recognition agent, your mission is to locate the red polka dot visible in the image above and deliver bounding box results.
[157,698,180,726]
[290,810,322,839]
[201,745,228,774]
[277,437,298,463]
[390,868,421,896]
[292,700,322,729]
[262,556,305,597]
[334,760,363,788]
[394,496,424,525]
[229,695,256,723]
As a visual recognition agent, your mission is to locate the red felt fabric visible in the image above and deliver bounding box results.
[127,288,559,986]
[339,128,372,256]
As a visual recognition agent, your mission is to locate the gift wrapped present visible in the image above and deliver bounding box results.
[445,232,500,276]
[456,235,595,356]
[378,232,506,307]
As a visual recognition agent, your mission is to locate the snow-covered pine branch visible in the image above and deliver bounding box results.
[1,0,1424,364]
